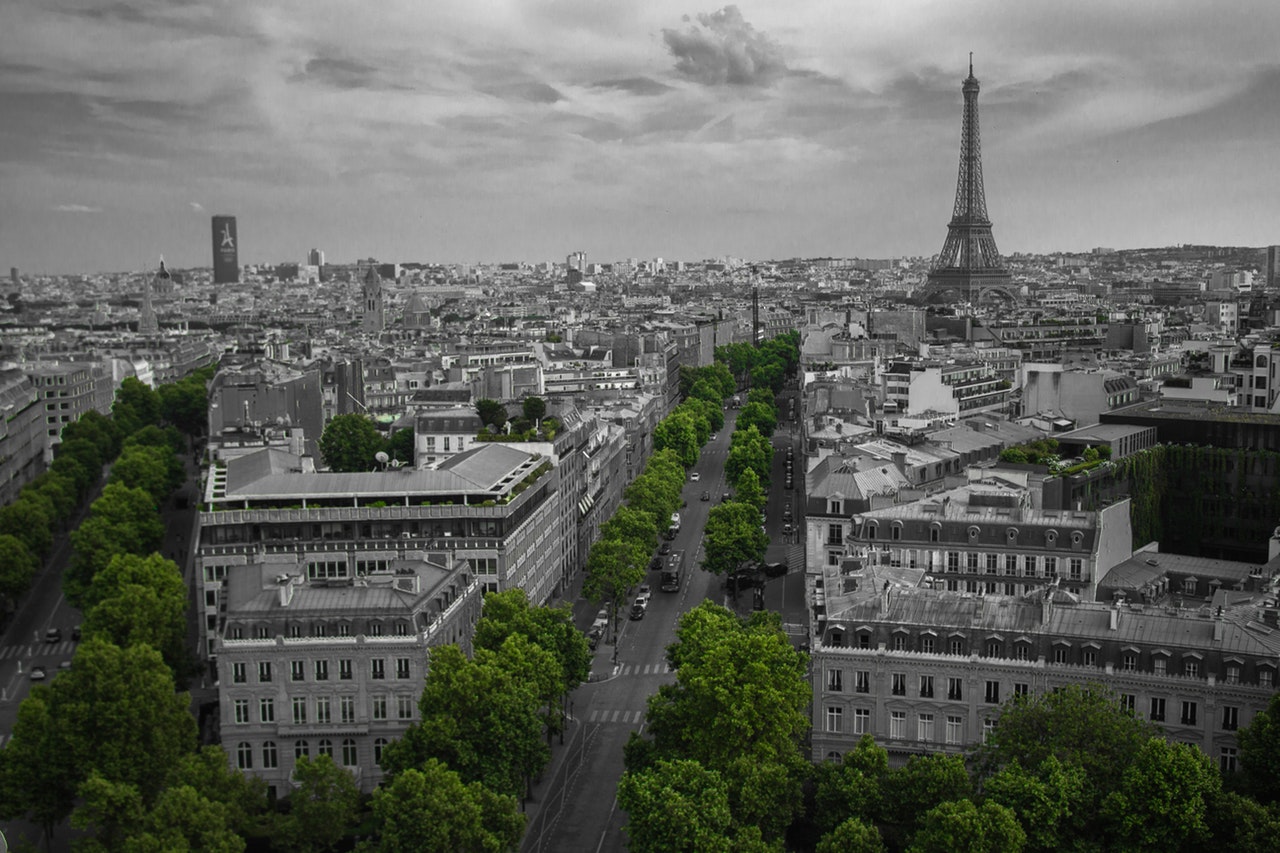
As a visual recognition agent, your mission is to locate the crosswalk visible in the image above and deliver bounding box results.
[0,641,76,659]
[614,662,672,676]
[586,708,645,725]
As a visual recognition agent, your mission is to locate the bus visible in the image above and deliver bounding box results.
[661,549,685,592]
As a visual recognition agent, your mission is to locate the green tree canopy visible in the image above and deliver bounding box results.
[158,374,210,439]
[364,760,525,853]
[811,734,888,835]
[881,753,973,836]
[654,410,700,468]
[108,443,181,504]
[981,755,1085,853]
[82,553,189,677]
[818,817,887,853]
[473,589,591,704]
[67,483,165,607]
[112,376,162,435]
[386,427,414,465]
[522,396,547,423]
[701,502,768,577]
[1099,737,1220,852]
[275,755,362,853]
[726,426,772,488]
[60,408,121,461]
[733,467,766,513]
[746,388,774,408]
[737,401,777,438]
[618,758,735,853]
[475,398,508,430]
[907,800,1025,853]
[584,537,648,630]
[318,413,385,472]
[0,533,38,609]
[690,378,727,407]
[0,496,54,560]
[600,505,661,554]
[1238,690,1280,803]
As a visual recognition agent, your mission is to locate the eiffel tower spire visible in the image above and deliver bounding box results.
[922,55,1014,305]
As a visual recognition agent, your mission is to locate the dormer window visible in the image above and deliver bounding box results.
[829,499,843,515]
[1045,530,1058,547]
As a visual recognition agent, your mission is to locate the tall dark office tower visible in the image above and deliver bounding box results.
[212,215,239,284]
[921,56,1015,305]
[1266,245,1279,290]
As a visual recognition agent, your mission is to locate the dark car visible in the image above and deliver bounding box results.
[762,561,789,578]
[700,490,710,501]
[721,492,730,503]
[44,627,62,643]
[72,625,81,641]
[659,542,672,555]
[650,556,663,571]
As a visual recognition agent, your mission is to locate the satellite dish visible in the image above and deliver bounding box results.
[375,451,390,464]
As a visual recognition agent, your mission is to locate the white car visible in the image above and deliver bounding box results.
[690,472,701,481]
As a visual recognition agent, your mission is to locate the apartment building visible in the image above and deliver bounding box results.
[0,369,49,505]
[881,360,1010,419]
[215,551,481,794]
[809,554,1280,772]
[195,442,566,665]
[23,359,113,452]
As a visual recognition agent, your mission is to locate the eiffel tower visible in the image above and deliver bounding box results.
[921,55,1015,305]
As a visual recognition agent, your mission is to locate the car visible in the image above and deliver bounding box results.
[629,602,647,620]
[44,627,62,643]
[690,472,701,481]
[29,665,47,681]
[700,490,710,501]
[710,433,718,441]
[659,541,672,555]
[58,660,72,671]
[639,583,651,597]
[650,556,663,571]
[782,523,794,535]
[783,508,793,522]
[721,492,730,503]
[71,625,81,641]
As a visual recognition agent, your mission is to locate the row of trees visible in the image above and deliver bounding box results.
[715,331,800,397]
[474,396,561,441]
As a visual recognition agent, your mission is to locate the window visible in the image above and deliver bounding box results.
[920,636,935,654]
[259,698,275,723]
[1181,701,1198,726]
[1226,664,1241,685]
[233,663,246,684]
[853,708,870,734]
[1263,668,1275,688]
[947,677,963,701]
[985,553,998,574]
[967,552,979,571]
[946,716,963,745]
[947,552,960,572]
[236,742,253,770]
[982,718,996,743]
[315,660,329,681]
[930,527,940,542]
[1082,649,1097,667]
[1185,660,1199,678]
[1069,558,1083,581]
[829,630,844,647]
[866,525,876,540]
[290,660,305,682]
[1044,556,1057,578]
[891,525,901,541]
[371,659,386,681]
[397,695,414,720]
[949,638,965,656]
[1221,747,1238,773]
[890,711,905,739]
[828,499,843,515]
[341,739,357,767]
[295,740,309,760]
[855,671,870,694]
[1153,657,1167,676]
[1004,555,1018,576]
[1122,653,1137,672]
[317,739,333,758]
[341,696,356,724]
[917,713,934,742]
[826,706,843,733]
[1149,697,1166,722]
[292,697,307,725]
[985,640,1000,658]
[396,658,411,679]
[1120,694,1135,713]
[316,697,331,725]
[919,675,934,698]
[1054,646,1070,664]
[262,741,278,769]
[234,699,249,724]
[374,737,388,764]
[857,632,872,650]
[984,681,1000,704]
[340,659,353,681]
[1023,555,1036,577]
[827,524,843,546]
[892,634,907,651]
[891,673,906,696]
[1222,706,1239,731]
[826,669,843,692]
[1014,683,1029,697]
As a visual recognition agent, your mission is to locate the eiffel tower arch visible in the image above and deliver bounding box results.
[919,56,1018,307]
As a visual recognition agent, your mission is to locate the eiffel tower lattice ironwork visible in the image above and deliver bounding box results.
[922,55,1015,305]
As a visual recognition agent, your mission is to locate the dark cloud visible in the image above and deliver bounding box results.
[297,57,382,90]
[662,5,786,87]
[507,81,565,103]
[591,77,674,96]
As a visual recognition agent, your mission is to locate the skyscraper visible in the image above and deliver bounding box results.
[362,265,385,334]
[920,56,1014,305]
[1266,245,1279,290]
[308,248,325,267]
[212,215,239,284]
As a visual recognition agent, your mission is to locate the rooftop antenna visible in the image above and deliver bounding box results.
[969,52,973,77]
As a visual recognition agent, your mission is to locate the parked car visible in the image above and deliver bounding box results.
[639,583,651,597]
[650,556,663,571]
[71,625,81,641]
[660,542,672,555]
[782,523,794,535]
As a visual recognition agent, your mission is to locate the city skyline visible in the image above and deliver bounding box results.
[2,1,1278,274]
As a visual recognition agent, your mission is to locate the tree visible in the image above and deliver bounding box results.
[624,473,680,535]
[737,401,777,438]
[158,375,209,440]
[108,443,180,504]
[635,604,810,840]
[599,505,660,555]
[364,760,524,853]
[60,408,120,461]
[1203,790,1280,853]
[275,755,362,853]
[82,553,189,677]
[0,686,79,846]
[726,426,772,488]
[522,396,547,423]
[881,753,973,836]
[750,361,785,395]
[0,533,37,608]
[67,483,165,607]
[812,735,888,834]
[701,502,768,578]
[112,376,162,435]
[674,401,712,446]
[168,746,270,840]
[618,759,735,853]
[685,395,725,433]
[29,470,81,522]
[654,410,699,468]
[386,427,414,465]
[1238,691,1280,803]
[818,818,887,853]
[1100,737,1220,851]
[50,452,94,502]
[0,497,54,560]
[584,537,647,631]
[475,398,507,430]
[734,468,766,513]
[318,413,385,472]
[690,378,726,407]
[381,644,548,800]
[982,756,1085,853]
[907,800,1025,853]
[746,388,773,408]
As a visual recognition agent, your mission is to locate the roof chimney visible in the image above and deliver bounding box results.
[1109,602,1120,630]
[881,580,891,614]
[1041,586,1054,625]
[277,574,296,607]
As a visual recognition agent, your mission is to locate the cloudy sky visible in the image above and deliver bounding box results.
[2,0,1277,273]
